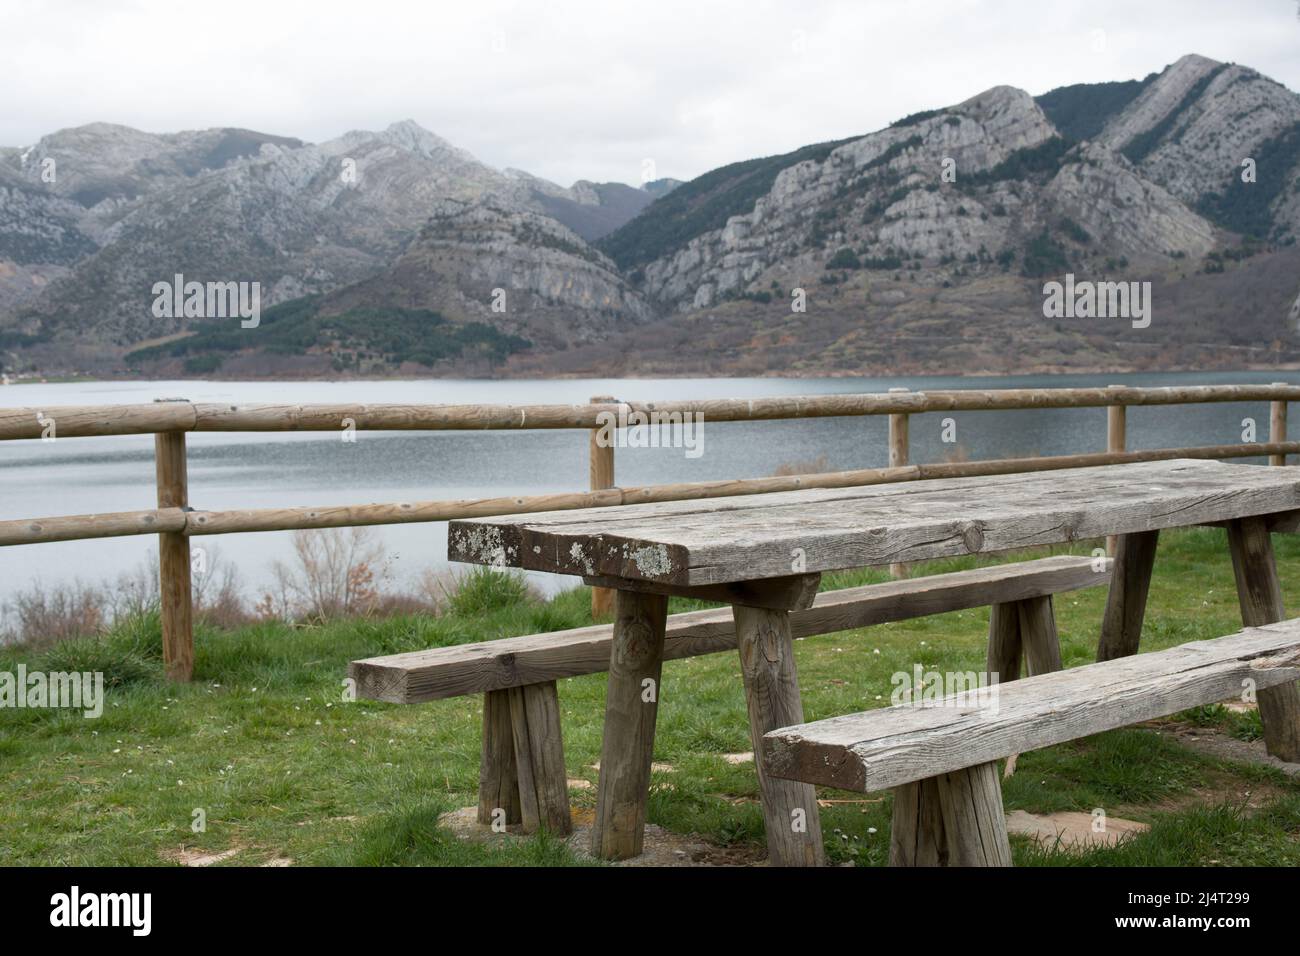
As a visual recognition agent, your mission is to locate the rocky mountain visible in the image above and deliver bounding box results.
[4,54,1300,379]
[504,169,680,240]
[0,120,666,372]
[606,55,1300,316]
[545,53,1299,379]
[325,197,655,335]
[0,124,305,317]
[123,196,654,376]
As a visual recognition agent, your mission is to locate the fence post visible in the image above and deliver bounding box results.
[1106,384,1126,556]
[155,427,193,682]
[590,395,616,619]
[1270,382,1288,466]
[888,387,910,579]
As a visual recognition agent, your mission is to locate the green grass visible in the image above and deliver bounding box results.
[2,527,1299,867]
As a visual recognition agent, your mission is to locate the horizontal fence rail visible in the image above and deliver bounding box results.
[0,382,1294,680]
[5,384,1300,440]
[3,442,1299,548]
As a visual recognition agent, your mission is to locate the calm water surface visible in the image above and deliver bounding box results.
[1,370,1293,615]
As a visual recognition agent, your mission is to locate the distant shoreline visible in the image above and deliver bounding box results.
[6,361,1300,388]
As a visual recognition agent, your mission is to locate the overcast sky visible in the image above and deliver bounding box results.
[3,0,1298,186]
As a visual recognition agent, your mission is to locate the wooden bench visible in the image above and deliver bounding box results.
[761,617,1300,866]
[350,554,1110,838]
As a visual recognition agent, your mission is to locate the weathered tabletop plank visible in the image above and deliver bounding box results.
[762,619,1300,793]
[449,460,1300,586]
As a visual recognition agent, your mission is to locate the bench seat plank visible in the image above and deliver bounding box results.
[351,555,1107,703]
[763,619,1300,794]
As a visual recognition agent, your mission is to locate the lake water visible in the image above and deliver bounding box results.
[1,369,1294,618]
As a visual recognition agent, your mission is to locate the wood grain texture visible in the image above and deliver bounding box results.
[986,601,1022,685]
[508,681,572,834]
[449,460,1300,585]
[169,446,1300,537]
[763,619,1300,793]
[0,402,196,440]
[10,386,1300,441]
[734,604,825,866]
[1205,510,1300,533]
[590,395,617,620]
[888,389,911,580]
[889,778,947,866]
[1255,681,1300,764]
[1097,530,1159,662]
[1227,517,1300,762]
[934,762,1012,867]
[1017,595,1063,676]
[0,508,188,546]
[10,451,1299,547]
[477,689,520,827]
[155,432,193,682]
[1271,388,1288,467]
[1107,393,1126,555]
[591,590,668,860]
[582,572,822,610]
[351,556,1108,702]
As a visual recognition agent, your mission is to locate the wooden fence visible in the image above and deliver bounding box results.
[1,383,1296,681]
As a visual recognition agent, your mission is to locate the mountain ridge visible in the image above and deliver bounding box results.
[3,54,1300,379]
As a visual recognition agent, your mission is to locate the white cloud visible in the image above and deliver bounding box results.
[1,0,1297,186]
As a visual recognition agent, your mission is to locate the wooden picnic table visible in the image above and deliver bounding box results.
[448,459,1300,865]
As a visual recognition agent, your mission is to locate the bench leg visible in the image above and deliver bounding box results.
[987,597,1060,777]
[934,761,1012,867]
[986,601,1022,684]
[1018,595,1063,675]
[1227,517,1300,762]
[734,605,826,867]
[477,689,522,828]
[508,681,572,835]
[591,589,668,859]
[1097,530,1159,662]
[889,778,947,866]
[989,595,1062,684]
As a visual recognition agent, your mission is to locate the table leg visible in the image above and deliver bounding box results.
[591,589,668,859]
[1227,517,1300,762]
[734,604,825,867]
[1097,530,1159,662]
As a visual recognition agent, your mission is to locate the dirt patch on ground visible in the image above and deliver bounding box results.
[1156,720,1300,779]
[161,847,242,867]
[1006,810,1147,849]
[161,845,295,867]
[437,806,767,867]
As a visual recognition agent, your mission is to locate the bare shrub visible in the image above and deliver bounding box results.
[417,567,457,614]
[2,580,106,649]
[105,560,159,622]
[365,592,438,618]
[261,527,390,622]
[193,553,254,629]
